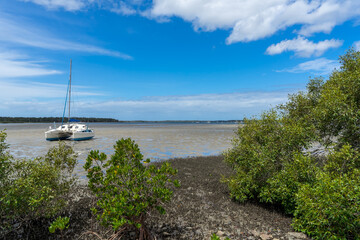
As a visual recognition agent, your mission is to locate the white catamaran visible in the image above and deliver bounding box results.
[45,60,95,141]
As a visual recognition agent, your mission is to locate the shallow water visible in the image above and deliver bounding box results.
[1,122,237,176]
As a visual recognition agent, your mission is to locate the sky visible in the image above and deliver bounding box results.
[0,0,359,120]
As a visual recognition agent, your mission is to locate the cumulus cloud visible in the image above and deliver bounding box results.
[278,58,339,75]
[266,37,343,57]
[0,13,132,59]
[20,0,360,47]
[148,0,360,44]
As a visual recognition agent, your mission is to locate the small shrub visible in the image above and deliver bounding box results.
[84,138,179,239]
[0,131,12,234]
[49,216,70,239]
[210,233,221,240]
[293,170,360,239]
[210,233,230,240]
[49,216,70,233]
[0,140,77,234]
[0,131,12,200]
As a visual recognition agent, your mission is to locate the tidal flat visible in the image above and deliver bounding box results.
[1,122,237,176]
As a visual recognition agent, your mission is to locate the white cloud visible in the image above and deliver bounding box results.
[22,0,147,15]
[0,13,132,59]
[110,0,148,15]
[0,79,103,101]
[278,58,340,75]
[21,0,88,11]
[148,0,360,44]
[111,2,137,15]
[354,41,360,51]
[0,51,103,100]
[0,90,292,119]
[20,0,360,46]
[0,81,67,100]
[0,51,61,78]
[266,37,343,57]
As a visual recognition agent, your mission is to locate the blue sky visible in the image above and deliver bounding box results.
[1,0,359,120]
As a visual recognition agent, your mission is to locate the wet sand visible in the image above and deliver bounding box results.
[1,123,237,176]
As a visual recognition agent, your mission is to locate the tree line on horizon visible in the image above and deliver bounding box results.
[0,117,120,123]
[0,117,243,124]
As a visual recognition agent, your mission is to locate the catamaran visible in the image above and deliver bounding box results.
[45,60,95,141]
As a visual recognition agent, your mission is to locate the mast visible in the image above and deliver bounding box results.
[68,59,72,123]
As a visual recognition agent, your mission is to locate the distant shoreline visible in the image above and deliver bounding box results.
[0,117,243,124]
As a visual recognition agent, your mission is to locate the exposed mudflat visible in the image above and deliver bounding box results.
[2,123,236,171]
[2,155,309,240]
[147,156,308,240]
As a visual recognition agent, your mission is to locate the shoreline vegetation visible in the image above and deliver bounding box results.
[0,117,243,124]
[1,153,303,240]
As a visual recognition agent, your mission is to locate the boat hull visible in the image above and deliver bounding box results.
[45,129,72,141]
[45,123,95,141]
[69,131,95,141]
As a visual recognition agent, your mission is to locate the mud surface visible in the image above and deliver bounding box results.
[2,155,309,240]
[2,123,236,177]
[147,156,308,240]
